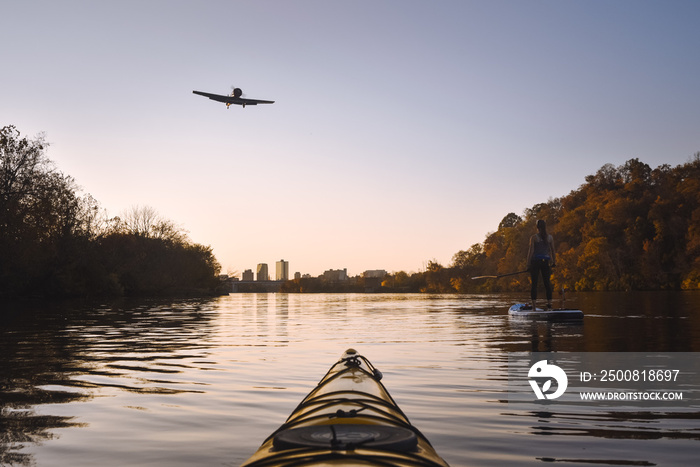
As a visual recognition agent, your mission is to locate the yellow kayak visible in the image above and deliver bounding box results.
[241,349,450,466]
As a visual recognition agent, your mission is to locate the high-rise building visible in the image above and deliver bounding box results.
[256,263,269,281]
[363,270,387,278]
[241,269,254,281]
[276,259,289,281]
[322,268,348,282]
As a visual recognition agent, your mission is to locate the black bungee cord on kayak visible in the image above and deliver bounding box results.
[331,406,368,418]
[340,352,384,381]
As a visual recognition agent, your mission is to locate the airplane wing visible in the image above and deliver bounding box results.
[192,90,274,106]
[192,90,231,103]
[239,98,275,105]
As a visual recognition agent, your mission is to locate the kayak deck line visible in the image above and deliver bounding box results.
[283,393,412,428]
[240,349,451,466]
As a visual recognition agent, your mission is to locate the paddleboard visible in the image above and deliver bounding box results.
[509,303,583,320]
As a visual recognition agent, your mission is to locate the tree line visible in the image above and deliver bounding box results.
[377,156,699,293]
[0,126,221,298]
[4,124,697,297]
[286,156,699,294]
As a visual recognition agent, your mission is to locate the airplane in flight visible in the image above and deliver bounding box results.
[192,87,275,108]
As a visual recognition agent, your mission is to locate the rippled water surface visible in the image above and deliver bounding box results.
[2,292,699,466]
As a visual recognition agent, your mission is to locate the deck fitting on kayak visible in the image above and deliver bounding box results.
[272,424,419,452]
[332,407,366,418]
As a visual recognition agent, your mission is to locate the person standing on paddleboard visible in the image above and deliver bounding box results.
[527,220,556,310]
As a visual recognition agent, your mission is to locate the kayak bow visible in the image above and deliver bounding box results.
[240,349,450,466]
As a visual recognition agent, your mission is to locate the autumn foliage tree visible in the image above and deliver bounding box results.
[449,156,700,292]
[317,156,700,294]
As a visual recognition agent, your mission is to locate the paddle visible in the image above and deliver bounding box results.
[470,270,529,280]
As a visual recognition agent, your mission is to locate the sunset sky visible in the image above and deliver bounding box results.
[3,1,699,277]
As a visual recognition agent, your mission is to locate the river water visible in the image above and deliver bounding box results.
[1,292,699,466]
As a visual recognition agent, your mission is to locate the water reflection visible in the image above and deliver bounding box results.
[0,298,217,465]
[513,408,700,440]
[1,292,699,466]
[506,320,585,352]
[501,407,700,466]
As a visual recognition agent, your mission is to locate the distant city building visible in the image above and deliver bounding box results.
[276,259,289,281]
[294,272,301,280]
[363,270,387,278]
[256,263,269,281]
[242,269,254,281]
[322,268,348,282]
